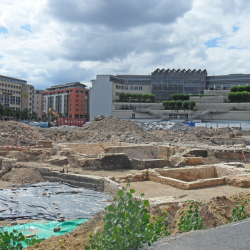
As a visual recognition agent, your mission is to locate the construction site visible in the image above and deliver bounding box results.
[1,116,250,249]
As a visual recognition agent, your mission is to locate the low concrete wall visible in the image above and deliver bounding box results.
[130,159,173,170]
[37,168,104,191]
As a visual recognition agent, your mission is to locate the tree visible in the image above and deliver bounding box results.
[131,93,137,101]
[21,108,31,120]
[162,101,169,109]
[241,91,250,102]
[237,86,246,92]
[184,94,190,100]
[0,103,5,117]
[172,94,179,101]
[137,94,143,102]
[183,101,189,109]
[142,94,149,102]
[4,107,15,118]
[190,101,196,109]
[119,92,126,102]
[230,86,238,92]
[246,85,250,92]
[228,92,236,102]
[235,92,242,102]
[31,112,38,121]
[148,94,155,102]
[176,101,182,108]
[169,101,176,109]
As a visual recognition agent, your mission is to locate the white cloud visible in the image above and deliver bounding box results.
[0,0,250,90]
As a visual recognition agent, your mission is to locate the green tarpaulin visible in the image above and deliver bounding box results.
[1,219,88,247]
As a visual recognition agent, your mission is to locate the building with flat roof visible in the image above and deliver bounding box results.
[42,82,89,121]
[0,74,34,112]
[34,89,45,119]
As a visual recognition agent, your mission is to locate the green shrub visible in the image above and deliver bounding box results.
[246,85,250,92]
[182,101,189,109]
[142,94,149,102]
[162,101,169,109]
[241,91,250,102]
[190,101,196,109]
[176,101,182,108]
[184,94,189,100]
[169,101,176,109]
[119,93,126,102]
[230,86,238,92]
[85,184,170,250]
[0,229,44,250]
[230,200,247,223]
[178,201,205,233]
[228,92,236,102]
[236,92,242,101]
[148,94,155,102]
[172,94,179,101]
[237,86,246,92]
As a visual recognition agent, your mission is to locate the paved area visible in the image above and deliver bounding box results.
[142,219,250,250]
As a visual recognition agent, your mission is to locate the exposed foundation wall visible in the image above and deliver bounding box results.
[107,145,159,159]
[156,166,215,182]
[37,168,104,191]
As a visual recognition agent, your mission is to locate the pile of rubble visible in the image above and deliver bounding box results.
[50,125,81,131]
[137,121,175,131]
[0,121,44,146]
[42,116,163,143]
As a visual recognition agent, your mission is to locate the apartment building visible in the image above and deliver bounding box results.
[34,89,45,119]
[41,82,89,121]
[0,75,34,112]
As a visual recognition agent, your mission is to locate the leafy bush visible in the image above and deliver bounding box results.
[169,101,176,109]
[246,85,250,92]
[237,86,246,92]
[230,200,247,223]
[176,101,182,108]
[230,86,238,92]
[190,101,196,109]
[0,229,44,250]
[85,184,170,250]
[182,101,189,109]
[178,201,205,233]
[142,94,149,102]
[148,94,155,102]
[162,101,169,108]
[119,93,126,102]
[172,94,179,101]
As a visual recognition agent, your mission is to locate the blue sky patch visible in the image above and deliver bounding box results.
[0,27,8,34]
[233,26,239,32]
[20,24,32,33]
[0,55,3,59]
[205,38,219,48]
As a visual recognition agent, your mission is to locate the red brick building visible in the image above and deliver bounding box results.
[41,82,89,121]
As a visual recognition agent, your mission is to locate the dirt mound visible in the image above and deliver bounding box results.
[41,116,162,143]
[2,168,45,184]
[0,121,44,146]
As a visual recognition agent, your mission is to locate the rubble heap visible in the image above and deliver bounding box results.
[0,121,44,146]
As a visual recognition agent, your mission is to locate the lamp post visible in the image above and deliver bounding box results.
[129,97,131,119]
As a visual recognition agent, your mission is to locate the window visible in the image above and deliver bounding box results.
[76,109,78,111]
[70,99,71,102]
[81,100,83,102]
[76,104,78,106]
[125,86,128,90]
[76,100,79,102]
[70,108,71,111]
[134,86,138,90]
[116,92,119,96]
[76,95,79,97]
[81,105,83,107]
[130,86,133,90]
[81,95,83,98]
[70,104,71,107]
[10,96,15,105]
[81,109,83,111]
[116,85,118,89]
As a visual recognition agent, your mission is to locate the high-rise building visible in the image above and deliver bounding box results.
[41,82,89,121]
[0,74,34,112]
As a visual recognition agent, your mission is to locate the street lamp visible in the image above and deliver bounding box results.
[129,97,131,119]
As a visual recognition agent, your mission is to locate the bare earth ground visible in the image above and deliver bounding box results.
[120,181,250,202]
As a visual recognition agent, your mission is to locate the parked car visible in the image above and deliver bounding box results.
[20,120,29,125]
[40,122,48,128]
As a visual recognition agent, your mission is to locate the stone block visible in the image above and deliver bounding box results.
[54,227,60,232]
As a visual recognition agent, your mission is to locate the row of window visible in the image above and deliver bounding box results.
[0,83,22,89]
[0,77,26,84]
[116,85,143,90]
[0,95,21,105]
[0,89,21,94]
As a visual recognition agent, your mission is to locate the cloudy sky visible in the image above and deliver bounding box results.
[0,0,250,89]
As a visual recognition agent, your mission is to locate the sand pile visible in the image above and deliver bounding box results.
[0,121,44,146]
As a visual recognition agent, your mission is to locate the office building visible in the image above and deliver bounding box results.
[0,74,34,112]
[41,82,89,121]
[34,89,45,119]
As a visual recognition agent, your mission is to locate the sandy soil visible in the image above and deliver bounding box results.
[120,181,250,202]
